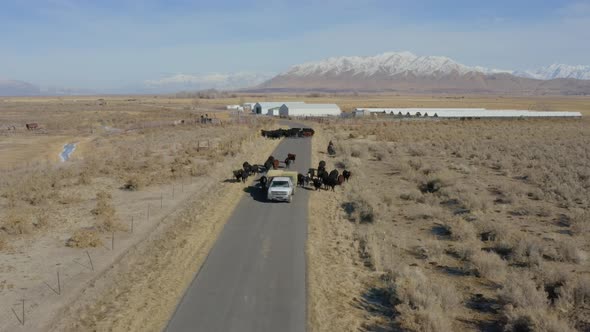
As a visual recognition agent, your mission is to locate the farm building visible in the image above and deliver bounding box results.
[353,108,582,119]
[279,103,342,117]
[226,105,244,111]
[252,102,305,115]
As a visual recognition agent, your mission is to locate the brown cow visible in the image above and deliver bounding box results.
[26,123,38,130]
[272,159,280,170]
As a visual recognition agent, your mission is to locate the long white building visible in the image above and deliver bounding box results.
[353,108,582,118]
[279,103,342,117]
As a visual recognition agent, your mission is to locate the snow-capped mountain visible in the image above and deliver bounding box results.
[515,64,590,80]
[144,72,274,92]
[284,52,512,78]
[258,52,590,95]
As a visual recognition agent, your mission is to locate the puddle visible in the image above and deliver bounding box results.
[60,143,77,162]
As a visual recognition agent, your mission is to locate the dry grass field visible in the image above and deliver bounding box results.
[1,94,588,331]
[0,96,279,331]
[307,115,590,331]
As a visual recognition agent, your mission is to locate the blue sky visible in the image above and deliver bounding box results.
[1,0,589,89]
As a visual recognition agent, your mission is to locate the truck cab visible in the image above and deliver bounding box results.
[266,175,295,203]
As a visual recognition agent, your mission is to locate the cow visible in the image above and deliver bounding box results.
[322,174,339,191]
[284,158,291,169]
[318,161,326,169]
[337,175,345,185]
[233,169,244,182]
[297,173,305,187]
[308,168,316,178]
[302,128,315,137]
[317,168,328,180]
[251,164,264,173]
[329,169,339,179]
[243,162,255,175]
[26,123,38,130]
[272,159,280,170]
[343,170,352,182]
[287,153,296,163]
[312,178,323,191]
[327,144,336,156]
[241,171,249,183]
[305,173,312,187]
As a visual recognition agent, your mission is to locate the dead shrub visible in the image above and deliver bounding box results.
[0,236,6,251]
[408,159,423,171]
[91,191,123,232]
[122,175,143,191]
[509,235,545,267]
[570,210,589,235]
[407,146,426,157]
[1,210,33,235]
[444,218,477,242]
[66,228,103,248]
[498,272,548,311]
[468,250,507,283]
[350,147,365,158]
[390,267,461,332]
[503,310,575,332]
[418,178,445,194]
[400,189,423,202]
[552,240,586,264]
[58,190,83,205]
[342,199,375,224]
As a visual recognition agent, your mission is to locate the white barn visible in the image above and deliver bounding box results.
[279,103,342,117]
[252,102,305,115]
[353,108,582,119]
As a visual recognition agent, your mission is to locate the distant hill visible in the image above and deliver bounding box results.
[256,52,590,95]
[0,79,40,96]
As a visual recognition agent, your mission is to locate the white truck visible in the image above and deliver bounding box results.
[266,170,297,203]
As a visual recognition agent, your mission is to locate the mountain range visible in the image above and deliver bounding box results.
[257,52,590,95]
[2,52,590,96]
[0,79,41,96]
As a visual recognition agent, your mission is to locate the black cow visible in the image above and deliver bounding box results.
[322,174,338,191]
[233,169,244,182]
[343,170,351,182]
[297,173,305,187]
[317,168,328,180]
[284,158,292,169]
[312,178,323,191]
[329,169,339,179]
[305,174,312,186]
[243,162,254,175]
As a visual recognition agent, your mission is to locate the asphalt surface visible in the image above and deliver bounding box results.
[165,124,310,332]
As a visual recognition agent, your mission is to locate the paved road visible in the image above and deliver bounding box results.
[165,125,310,332]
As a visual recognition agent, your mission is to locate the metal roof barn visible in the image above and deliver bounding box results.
[279,103,342,117]
[252,102,305,115]
[353,108,582,118]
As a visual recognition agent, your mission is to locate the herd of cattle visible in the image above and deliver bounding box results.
[232,154,352,192]
[303,161,351,191]
[232,154,297,184]
[261,128,315,139]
